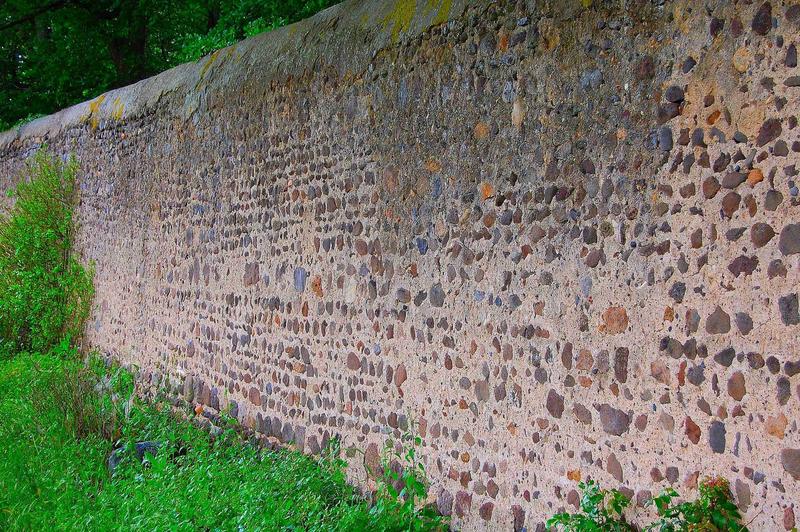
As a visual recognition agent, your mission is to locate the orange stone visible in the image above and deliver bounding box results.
[765,413,787,439]
[480,182,494,200]
[498,32,509,52]
[425,159,442,172]
[567,469,581,481]
[600,306,629,334]
[311,276,323,297]
[747,168,764,186]
[474,121,490,139]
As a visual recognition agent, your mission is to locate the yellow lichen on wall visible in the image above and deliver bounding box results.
[382,0,453,43]
[382,0,417,43]
[111,97,125,121]
[199,50,221,80]
[428,0,453,25]
[85,94,107,130]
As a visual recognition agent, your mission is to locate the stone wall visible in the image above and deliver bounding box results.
[1,0,799,529]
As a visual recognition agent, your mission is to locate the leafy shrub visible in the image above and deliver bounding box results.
[647,477,748,532]
[0,149,93,358]
[547,480,633,531]
[547,479,749,532]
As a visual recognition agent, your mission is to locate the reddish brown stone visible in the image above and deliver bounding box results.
[546,389,564,418]
[721,192,741,218]
[248,386,261,406]
[706,306,731,334]
[479,501,494,521]
[607,453,623,482]
[702,176,721,199]
[601,307,628,334]
[751,222,775,247]
[785,506,796,531]
[393,364,407,387]
[346,352,361,370]
[685,416,701,444]
[454,491,472,518]
[727,372,746,401]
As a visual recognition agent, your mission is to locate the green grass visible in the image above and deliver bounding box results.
[0,353,445,531]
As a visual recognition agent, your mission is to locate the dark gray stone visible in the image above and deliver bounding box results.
[778,224,800,255]
[597,404,630,436]
[709,421,726,453]
[429,283,445,307]
[778,293,799,325]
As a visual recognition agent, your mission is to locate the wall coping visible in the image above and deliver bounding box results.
[0,0,466,151]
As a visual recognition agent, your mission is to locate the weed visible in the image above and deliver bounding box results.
[548,478,750,532]
[547,480,633,531]
[646,477,749,532]
[368,425,449,531]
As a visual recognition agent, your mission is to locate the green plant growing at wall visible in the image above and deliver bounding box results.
[646,477,749,532]
[368,426,449,531]
[0,149,94,358]
[547,479,634,531]
[548,478,750,532]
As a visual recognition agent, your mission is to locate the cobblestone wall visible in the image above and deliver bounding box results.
[1,0,799,529]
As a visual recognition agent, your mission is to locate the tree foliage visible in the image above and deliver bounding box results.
[0,0,339,129]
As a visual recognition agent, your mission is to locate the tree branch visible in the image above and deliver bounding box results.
[0,0,70,32]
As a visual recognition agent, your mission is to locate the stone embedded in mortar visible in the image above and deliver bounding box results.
[706,307,731,334]
[751,2,772,35]
[546,389,564,418]
[607,453,623,482]
[600,306,628,334]
[778,293,799,325]
[293,267,307,292]
[597,404,630,436]
[429,283,445,307]
[750,222,775,247]
[709,421,726,453]
[685,416,701,444]
[728,255,758,277]
[727,372,746,401]
[782,449,800,480]
[735,313,753,335]
[756,118,781,146]
[778,224,800,255]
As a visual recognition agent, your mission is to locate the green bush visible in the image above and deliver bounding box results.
[0,150,93,358]
[0,353,114,531]
[547,479,749,532]
[646,477,748,532]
